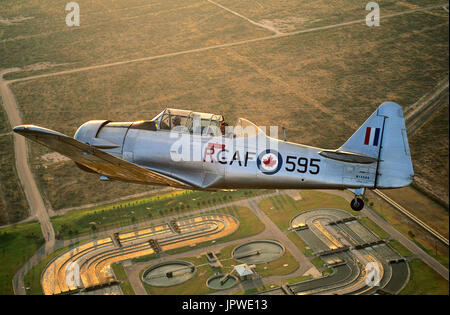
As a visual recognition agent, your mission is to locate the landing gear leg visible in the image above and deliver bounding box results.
[349,188,365,211]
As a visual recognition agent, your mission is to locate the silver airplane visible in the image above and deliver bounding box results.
[13,101,414,211]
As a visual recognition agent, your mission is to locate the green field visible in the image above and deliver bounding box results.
[163,204,266,256]
[0,221,43,294]
[400,258,449,295]
[359,217,390,239]
[287,231,314,256]
[388,239,413,257]
[235,283,280,295]
[204,205,266,243]
[50,188,270,239]
[111,263,135,295]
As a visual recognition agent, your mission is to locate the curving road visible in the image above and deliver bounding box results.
[0,69,55,251]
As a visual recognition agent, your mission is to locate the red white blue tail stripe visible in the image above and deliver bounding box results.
[364,127,381,146]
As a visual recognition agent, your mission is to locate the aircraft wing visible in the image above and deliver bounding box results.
[13,125,192,189]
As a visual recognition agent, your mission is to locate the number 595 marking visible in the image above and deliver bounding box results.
[285,156,321,174]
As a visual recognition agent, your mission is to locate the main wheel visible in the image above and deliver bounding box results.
[350,197,364,211]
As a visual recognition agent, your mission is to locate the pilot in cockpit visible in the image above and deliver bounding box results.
[172,116,181,127]
[220,121,229,135]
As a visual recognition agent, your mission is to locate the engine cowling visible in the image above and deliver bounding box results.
[74,120,133,153]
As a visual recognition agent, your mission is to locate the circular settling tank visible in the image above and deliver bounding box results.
[142,260,196,287]
[207,274,238,290]
[232,240,284,264]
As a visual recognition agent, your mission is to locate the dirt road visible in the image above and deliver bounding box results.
[0,69,55,250]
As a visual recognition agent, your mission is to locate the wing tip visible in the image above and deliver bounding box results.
[13,125,66,137]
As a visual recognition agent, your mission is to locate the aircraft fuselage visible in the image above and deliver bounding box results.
[78,123,377,190]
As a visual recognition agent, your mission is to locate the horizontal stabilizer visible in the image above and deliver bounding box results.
[319,150,378,164]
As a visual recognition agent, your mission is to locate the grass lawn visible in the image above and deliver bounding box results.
[285,275,313,285]
[111,263,135,295]
[131,253,158,263]
[388,240,412,257]
[255,247,299,278]
[400,258,449,295]
[258,190,360,231]
[287,231,314,256]
[111,263,127,281]
[0,221,44,294]
[141,249,220,295]
[215,239,300,278]
[159,205,266,256]
[142,239,298,295]
[310,257,325,268]
[119,281,135,295]
[50,189,269,240]
[235,284,280,295]
[213,205,266,243]
[359,217,390,239]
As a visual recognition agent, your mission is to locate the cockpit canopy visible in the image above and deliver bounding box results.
[151,108,265,138]
[152,108,224,134]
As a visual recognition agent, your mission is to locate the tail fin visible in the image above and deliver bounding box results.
[339,102,414,188]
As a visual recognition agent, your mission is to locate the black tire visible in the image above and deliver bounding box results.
[350,197,364,211]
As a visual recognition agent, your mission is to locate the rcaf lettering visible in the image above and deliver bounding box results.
[244,151,254,167]
[204,144,255,166]
[230,151,241,166]
[203,143,225,163]
[217,149,228,165]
